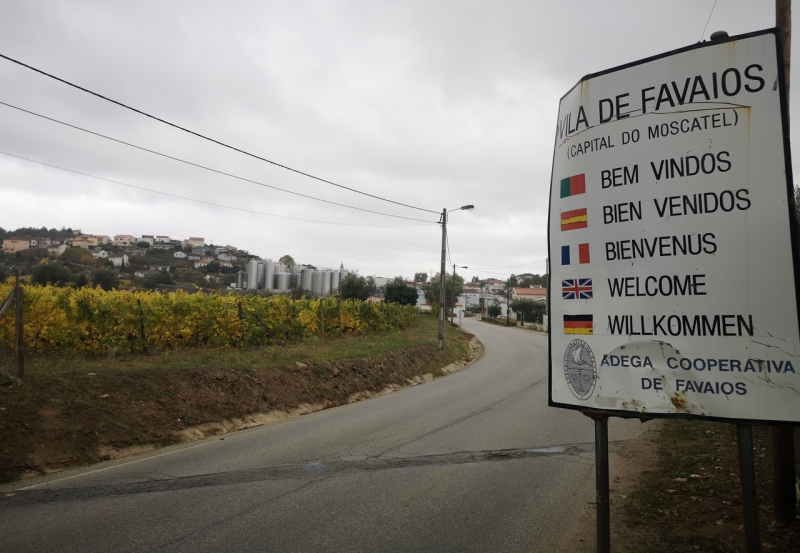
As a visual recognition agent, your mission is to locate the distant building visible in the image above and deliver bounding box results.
[92,250,109,259]
[186,237,205,248]
[194,259,211,269]
[2,238,30,253]
[512,286,547,301]
[137,236,155,246]
[173,251,187,258]
[154,235,171,244]
[109,253,129,267]
[114,235,135,247]
[48,243,68,256]
[217,253,235,261]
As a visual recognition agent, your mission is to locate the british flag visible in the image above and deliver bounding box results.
[562,278,593,300]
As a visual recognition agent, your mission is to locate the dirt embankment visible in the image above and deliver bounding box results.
[0,333,481,483]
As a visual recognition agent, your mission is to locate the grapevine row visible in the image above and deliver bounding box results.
[0,284,417,355]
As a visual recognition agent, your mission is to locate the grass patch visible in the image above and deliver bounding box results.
[622,420,800,552]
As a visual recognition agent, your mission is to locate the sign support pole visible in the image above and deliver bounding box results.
[736,425,762,553]
[774,0,798,525]
[593,414,611,553]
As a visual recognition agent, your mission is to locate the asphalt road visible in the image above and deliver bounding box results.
[0,318,646,552]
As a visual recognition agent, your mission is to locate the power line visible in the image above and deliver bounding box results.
[0,150,433,228]
[0,100,436,223]
[699,0,718,41]
[469,258,547,270]
[0,52,440,215]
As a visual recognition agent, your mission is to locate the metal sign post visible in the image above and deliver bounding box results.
[546,29,800,552]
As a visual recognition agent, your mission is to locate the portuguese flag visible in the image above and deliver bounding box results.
[564,314,593,335]
[560,174,586,198]
[561,208,588,231]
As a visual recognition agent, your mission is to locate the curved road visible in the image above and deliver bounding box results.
[0,318,646,552]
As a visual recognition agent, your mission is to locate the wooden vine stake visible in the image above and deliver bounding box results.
[14,270,24,378]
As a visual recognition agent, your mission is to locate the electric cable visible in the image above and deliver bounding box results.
[0,101,436,223]
[468,258,547,270]
[0,52,440,214]
[699,0,718,41]
[0,150,435,228]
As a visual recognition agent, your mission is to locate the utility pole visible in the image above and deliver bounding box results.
[506,280,511,326]
[438,209,447,350]
[451,263,457,326]
[774,0,797,525]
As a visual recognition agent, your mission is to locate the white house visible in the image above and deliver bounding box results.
[174,251,187,258]
[217,253,235,261]
[155,235,171,244]
[48,243,68,256]
[92,250,109,259]
[136,236,155,246]
[187,237,205,248]
[194,259,211,269]
[109,253,129,267]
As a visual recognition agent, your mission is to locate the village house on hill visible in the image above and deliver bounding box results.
[511,286,547,302]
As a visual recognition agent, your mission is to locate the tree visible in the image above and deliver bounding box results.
[0,265,8,284]
[31,262,72,286]
[424,272,464,311]
[511,299,546,322]
[91,267,120,291]
[339,273,376,301]
[384,277,419,305]
[142,269,176,290]
[487,305,502,318]
[59,247,96,266]
[414,272,428,283]
[279,255,295,268]
[73,273,89,288]
[136,241,150,248]
[205,261,221,274]
[519,274,548,288]
[508,274,518,287]
[291,286,312,300]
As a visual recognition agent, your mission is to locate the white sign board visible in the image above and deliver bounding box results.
[548,29,800,423]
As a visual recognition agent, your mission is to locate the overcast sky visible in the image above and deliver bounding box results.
[0,0,790,281]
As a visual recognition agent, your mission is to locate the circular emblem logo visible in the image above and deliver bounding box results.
[563,339,597,400]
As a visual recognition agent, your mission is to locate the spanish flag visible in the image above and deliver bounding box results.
[561,208,588,231]
[564,314,593,335]
[560,174,586,198]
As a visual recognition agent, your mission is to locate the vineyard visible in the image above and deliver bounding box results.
[0,284,417,355]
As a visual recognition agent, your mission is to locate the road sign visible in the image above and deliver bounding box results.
[548,29,800,424]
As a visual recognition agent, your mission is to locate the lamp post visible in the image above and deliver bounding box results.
[439,205,473,350]
[451,264,468,325]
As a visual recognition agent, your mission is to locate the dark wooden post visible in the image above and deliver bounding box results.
[137,298,148,353]
[773,0,797,524]
[15,271,24,378]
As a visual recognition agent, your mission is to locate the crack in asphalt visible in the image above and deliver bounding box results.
[373,377,547,458]
[0,442,590,508]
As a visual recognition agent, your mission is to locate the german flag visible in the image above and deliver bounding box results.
[561,208,588,231]
[560,174,586,198]
[564,314,593,335]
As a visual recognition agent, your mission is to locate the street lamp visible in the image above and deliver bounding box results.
[439,205,474,350]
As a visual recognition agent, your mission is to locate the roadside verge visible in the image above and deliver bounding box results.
[0,318,482,484]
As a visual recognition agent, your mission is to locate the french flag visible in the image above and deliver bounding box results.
[561,243,590,265]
